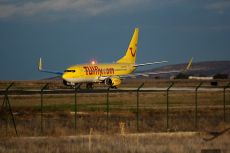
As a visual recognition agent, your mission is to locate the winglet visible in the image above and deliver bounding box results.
[185,57,193,71]
[37,58,63,75]
[38,58,42,71]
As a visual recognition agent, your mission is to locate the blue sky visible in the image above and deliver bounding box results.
[0,0,230,80]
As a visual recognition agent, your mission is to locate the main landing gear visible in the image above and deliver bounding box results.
[72,83,82,89]
[110,86,117,89]
[86,83,94,89]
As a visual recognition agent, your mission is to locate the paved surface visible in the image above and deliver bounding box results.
[0,87,229,95]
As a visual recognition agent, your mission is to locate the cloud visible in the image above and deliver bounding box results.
[205,1,230,14]
[0,0,145,19]
[0,0,187,20]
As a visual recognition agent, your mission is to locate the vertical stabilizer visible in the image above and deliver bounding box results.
[117,28,139,64]
[186,57,193,71]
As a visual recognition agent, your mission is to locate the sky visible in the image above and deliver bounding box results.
[0,0,230,80]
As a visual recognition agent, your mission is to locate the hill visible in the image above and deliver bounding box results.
[43,61,230,80]
[144,60,230,79]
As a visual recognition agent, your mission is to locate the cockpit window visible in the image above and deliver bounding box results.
[64,70,76,73]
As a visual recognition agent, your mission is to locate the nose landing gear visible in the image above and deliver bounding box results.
[63,80,77,88]
[64,80,94,89]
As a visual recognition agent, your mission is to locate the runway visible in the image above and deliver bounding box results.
[0,87,229,95]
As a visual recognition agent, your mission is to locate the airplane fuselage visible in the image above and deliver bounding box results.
[38,27,190,88]
[38,28,159,88]
[62,63,136,84]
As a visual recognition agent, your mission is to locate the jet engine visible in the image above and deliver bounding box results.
[104,77,121,87]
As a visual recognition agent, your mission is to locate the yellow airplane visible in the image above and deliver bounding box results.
[38,28,191,89]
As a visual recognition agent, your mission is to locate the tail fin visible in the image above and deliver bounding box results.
[117,28,139,64]
[185,57,193,71]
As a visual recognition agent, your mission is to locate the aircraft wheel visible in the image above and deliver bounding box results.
[72,83,81,89]
[111,86,117,89]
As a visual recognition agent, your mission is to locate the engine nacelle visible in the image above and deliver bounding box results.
[104,77,121,87]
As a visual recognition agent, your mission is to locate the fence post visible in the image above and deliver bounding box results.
[74,84,82,135]
[136,83,144,132]
[195,82,203,130]
[1,82,18,136]
[166,82,174,130]
[40,83,48,135]
[223,82,230,122]
[106,87,110,132]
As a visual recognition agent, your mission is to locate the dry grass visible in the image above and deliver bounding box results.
[0,80,230,152]
[0,132,230,153]
[1,108,229,136]
[0,79,230,136]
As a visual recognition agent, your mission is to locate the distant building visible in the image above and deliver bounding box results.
[188,76,213,80]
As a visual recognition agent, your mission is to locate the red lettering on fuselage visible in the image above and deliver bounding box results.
[83,66,89,75]
[83,66,114,75]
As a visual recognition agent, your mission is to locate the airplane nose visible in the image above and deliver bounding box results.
[62,73,68,80]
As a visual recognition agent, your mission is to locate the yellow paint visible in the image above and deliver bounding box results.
[38,58,42,71]
[110,77,121,86]
[62,63,135,80]
[117,28,139,64]
[62,28,139,86]
[186,57,193,70]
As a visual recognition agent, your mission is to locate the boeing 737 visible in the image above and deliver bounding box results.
[38,28,191,89]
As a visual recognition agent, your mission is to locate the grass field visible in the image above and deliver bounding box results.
[0,132,230,153]
[0,79,230,152]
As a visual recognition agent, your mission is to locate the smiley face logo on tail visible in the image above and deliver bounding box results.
[130,47,136,57]
[116,29,138,64]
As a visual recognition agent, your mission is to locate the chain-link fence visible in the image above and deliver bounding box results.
[0,81,230,137]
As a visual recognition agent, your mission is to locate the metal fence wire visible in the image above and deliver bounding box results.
[0,81,230,136]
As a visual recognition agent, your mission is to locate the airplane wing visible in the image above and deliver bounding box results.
[119,70,180,78]
[134,61,168,67]
[120,58,193,78]
[38,58,63,75]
